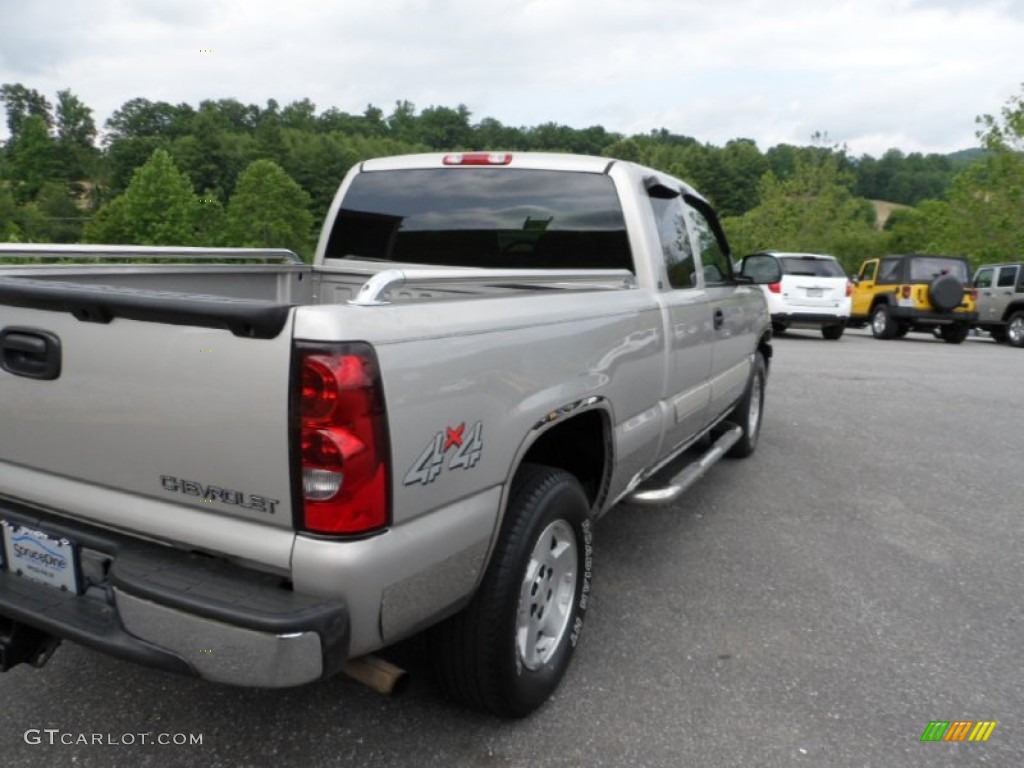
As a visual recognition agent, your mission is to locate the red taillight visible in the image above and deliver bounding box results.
[767,282,781,294]
[443,152,512,166]
[846,281,853,297]
[295,345,389,535]
[901,285,911,299]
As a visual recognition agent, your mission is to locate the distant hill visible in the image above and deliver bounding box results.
[946,148,988,167]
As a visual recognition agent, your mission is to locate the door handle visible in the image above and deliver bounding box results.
[713,309,725,329]
[0,328,62,380]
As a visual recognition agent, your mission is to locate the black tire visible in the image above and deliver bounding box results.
[771,322,786,336]
[940,324,969,344]
[990,326,1007,343]
[929,274,965,312]
[821,324,844,340]
[1006,311,1024,348]
[727,353,766,459]
[871,304,896,339]
[431,463,592,718]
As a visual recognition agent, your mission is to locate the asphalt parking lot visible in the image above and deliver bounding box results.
[2,327,1022,768]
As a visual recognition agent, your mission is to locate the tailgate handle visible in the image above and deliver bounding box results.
[0,328,62,380]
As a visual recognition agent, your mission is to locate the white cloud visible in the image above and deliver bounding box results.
[0,0,1021,155]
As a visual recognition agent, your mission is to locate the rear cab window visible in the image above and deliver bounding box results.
[325,168,634,272]
[779,257,846,278]
[908,257,968,283]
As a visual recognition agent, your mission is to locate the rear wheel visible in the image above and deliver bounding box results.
[940,324,970,344]
[1007,311,1024,348]
[431,464,591,718]
[871,305,896,339]
[821,325,844,340]
[727,354,767,459]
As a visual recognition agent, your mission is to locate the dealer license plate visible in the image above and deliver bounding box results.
[806,288,824,298]
[1,520,80,593]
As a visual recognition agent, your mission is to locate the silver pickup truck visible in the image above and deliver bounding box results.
[0,151,779,717]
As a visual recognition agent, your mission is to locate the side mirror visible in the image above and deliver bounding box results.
[850,274,860,285]
[738,253,782,285]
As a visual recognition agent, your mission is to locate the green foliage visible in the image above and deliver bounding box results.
[36,182,85,243]
[0,84,53,141]
[85,148,200,245]
[723,150,884,272]
[194,188,227,247]
[6,115,60,202]
[225,160,313,260]
[929,153,1024,263]
[83,195,131,244]
[0,186,21,240]
[3,81,1022,270]
[976,82,1024,152]
[853,148,956,205]
[883,204,938,253]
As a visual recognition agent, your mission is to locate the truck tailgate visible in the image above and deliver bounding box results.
[0,303,296,531]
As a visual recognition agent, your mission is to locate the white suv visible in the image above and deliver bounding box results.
[751,251,852,340]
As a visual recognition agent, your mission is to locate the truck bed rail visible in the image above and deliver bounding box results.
[0,244,303,265]
[348,268,636,306]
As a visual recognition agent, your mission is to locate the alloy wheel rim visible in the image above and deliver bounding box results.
[873,311,887,335]
[1010,318,1024,344]
[516,520,578,671]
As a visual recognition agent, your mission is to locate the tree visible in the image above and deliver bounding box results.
[105,98,195,142]
[84,148,200,245]
[54,89,98,180]
[722,150,882,271]
[225,159,313,259]
[55,89,96,148]
[83,195,131,244]
[915,85,1024,264]
[6,115,59,202]
[0,84,53,143]
[0,187,21,240]
[36,182,85,243]
[417,104,472,149]
[976,82,1024,152]
[194,188,227,247]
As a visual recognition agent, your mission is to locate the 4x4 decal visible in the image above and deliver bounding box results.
[403,421,484,486]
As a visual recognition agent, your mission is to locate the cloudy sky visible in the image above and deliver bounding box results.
[1,0,1021,157]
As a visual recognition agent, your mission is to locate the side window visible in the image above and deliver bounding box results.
[877,259,900,284]
[649,196,697,289]
[974,267,994,289]
[996,266,1018,288]
[684,200,731,285]
[860,261,878,281]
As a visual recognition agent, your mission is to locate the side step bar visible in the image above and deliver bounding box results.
[626,424,742,505]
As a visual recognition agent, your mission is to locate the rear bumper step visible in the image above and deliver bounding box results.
[0,499,348,687]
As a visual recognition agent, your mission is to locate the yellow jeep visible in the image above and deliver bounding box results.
[850,254,977,343]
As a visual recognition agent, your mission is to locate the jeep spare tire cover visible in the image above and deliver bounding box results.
[929,274,964,311]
